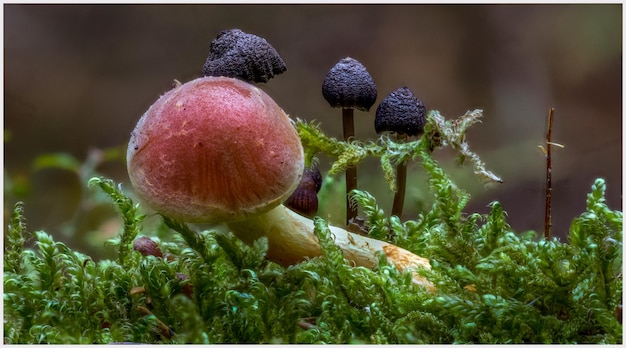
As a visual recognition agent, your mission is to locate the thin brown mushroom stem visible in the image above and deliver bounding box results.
[391,133,408,218]
[342,107,358,224]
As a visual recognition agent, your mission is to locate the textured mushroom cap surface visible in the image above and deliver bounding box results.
[322,57,377,111]
[375,87,426,136]
[201,29,287,83]
[127,76,304,223]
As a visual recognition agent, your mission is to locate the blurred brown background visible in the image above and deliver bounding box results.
[4,4,621,257]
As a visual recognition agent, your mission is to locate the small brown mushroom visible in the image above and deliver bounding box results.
[127,76,433,290]
[284,165,322,218]
[133,236,163,258]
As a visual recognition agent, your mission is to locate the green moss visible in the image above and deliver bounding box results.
[3,110,621,343]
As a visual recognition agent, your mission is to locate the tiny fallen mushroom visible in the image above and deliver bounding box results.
[137,305,175,339]
[127,76,433,291]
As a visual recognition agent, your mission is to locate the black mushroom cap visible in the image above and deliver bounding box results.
[375,87,426,137]
[322,57,377,111]
[201,29,287,83]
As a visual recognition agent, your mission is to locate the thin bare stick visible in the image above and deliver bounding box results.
[544,107,555,239]
[343,108,358,224]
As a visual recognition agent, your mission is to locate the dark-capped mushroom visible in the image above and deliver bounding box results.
[322,57,377,225]
[201,28,286,83]
[375,87,426,218]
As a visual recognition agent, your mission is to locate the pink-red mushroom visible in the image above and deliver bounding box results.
[127,76,433,291]
[128,76,303,223]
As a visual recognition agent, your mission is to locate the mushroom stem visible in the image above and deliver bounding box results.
[391,133,408,218]
[342,108,358,224]
[226,204,434,291]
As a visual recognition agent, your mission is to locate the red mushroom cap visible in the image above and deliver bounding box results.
[127,76,304,223]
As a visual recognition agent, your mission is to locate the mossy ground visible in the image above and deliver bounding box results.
[3,111,622,344]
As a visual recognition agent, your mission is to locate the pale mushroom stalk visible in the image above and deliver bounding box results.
[227,204,434,290]
[127,76,432,291]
